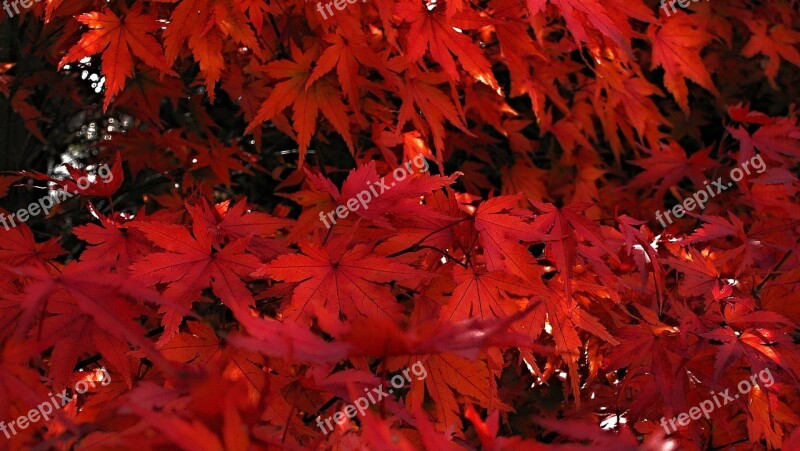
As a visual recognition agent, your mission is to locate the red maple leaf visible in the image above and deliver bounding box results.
[252,235,427,323]
[244,43,353,162]
[129,219,261,344]
[58,5,176,109]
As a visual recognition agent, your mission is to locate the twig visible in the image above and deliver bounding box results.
[416,245,468,268]
[754,237,800,295]
[387,216,472,258]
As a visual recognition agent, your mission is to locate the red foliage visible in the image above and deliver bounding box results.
[1,0,800,449]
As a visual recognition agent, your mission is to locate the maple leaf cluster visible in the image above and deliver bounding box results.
[1,0,800,448]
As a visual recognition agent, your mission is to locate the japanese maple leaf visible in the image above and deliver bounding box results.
[0,224,65,268]
[530,201,617,305]
[630,141,715,201]
[472,194,543,271]
[727,117,800,164]
[617,214,665,308]
[716,297,795,332]
[396,0,498,90]
[244,43,353,163]
[161,321,237,367]
[220,64,278,149]
[588,63,669,165]
[163,0,261,100]
[236,0,271,35]
[11,260,189,371]
[45,0,92,23]
[58,4,175,110]
[742,21,800,88]
[183,136,260,191]
[7,86,46,141]
[746,385,797,449]
[115,67,183,127]
[701,326,797,385]
[129,221,262,345]
[498,153,549,202]
[511,284,584,401]
[107,128,189,176]
[186,198,290,261]
[73,217,151,270]
[527,0,647,58]
[395,69,472,152]
[440,266,528,322]
[307,160,460,229]
[604,321,691,419]
[647,14,719,114]
[665,246,719,297]
[188,198,287,240]
[306,33,382,103]
[406,354,509,432]
[159,321,267,400]
[252,236,427,324]
[490,0,545,88]
[678,213,797,275]
[492,221,617,405]
[40,298,135,390]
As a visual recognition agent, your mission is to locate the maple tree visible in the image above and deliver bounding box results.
[1,0,800,448]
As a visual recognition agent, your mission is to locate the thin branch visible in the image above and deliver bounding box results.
[416,244,468,268]
[387,216,472,258]
[755,236,800,295]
